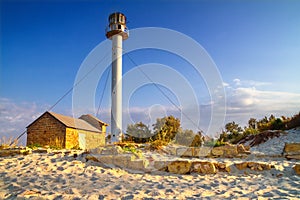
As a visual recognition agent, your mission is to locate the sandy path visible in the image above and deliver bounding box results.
[0,152,300,199]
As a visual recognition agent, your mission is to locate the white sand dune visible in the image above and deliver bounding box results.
[251,128,300,156]
[0,150,300,199]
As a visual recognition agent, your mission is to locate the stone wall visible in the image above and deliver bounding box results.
[85,131,105,150]
[65,128,79,149]
[65,128,105,150]
[27,113,66,148]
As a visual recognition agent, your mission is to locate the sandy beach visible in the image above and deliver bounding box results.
[0,149,299,200]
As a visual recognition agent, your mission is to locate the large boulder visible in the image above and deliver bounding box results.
[167,160,192,174]
[191,161,216,174]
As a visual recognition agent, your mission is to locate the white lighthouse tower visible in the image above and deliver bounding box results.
[106,12,128,143]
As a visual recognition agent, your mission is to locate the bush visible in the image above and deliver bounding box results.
[214,140,226,147]
[27,143,42,149]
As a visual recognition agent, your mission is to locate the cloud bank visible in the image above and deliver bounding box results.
[1,78,300,143]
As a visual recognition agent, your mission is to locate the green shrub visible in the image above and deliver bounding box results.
[27,143,42,149]
[214,140,226,147]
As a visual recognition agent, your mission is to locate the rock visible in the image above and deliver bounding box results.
[293,164,300,176]
[286,155,300,160]
[235,162,249,170]
[283,143,300,160]
[89,147,104,155]
[97,155,114,165]
[244,145,250,151]
[153,160,170,171]
[18,190,41,198]
[214,162,230,172]
[127,159,149,171]
[211,145,238,157]
[211,148,223,156]
[283,143,300,154]
[101,146,123,155]
[193,147,211,157]
[237,144,250,154]
[235,162,273,171]
[113,154,134,168]
[167,160,191,174]
[164,146,177,155]
[86,155,99,162]
[191,161,216,174]
[177,147,193,157]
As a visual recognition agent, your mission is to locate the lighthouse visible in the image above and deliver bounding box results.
[106,12,128,143]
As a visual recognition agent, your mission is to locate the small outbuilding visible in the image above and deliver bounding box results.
[26,111,108,150]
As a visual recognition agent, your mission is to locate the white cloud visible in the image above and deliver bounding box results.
[222,82,230,87]
[0,98,47,145]
[233,78,241,86]
[232,78,271,87]
[224,79,300,126]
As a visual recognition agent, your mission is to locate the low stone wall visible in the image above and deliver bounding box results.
[164,144,250,158]
[1,146,299,176]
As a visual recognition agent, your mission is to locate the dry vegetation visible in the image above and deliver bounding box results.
[0,136,19,149]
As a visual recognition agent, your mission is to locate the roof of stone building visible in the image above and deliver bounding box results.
[79,114,109,126]
[27,111,104,133]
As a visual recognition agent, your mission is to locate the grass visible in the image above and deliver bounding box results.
[0,136,19,149]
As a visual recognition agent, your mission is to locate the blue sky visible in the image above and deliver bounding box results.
[1,0,300,142]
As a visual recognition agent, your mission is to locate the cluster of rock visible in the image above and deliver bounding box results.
[235,162,274,171]
[166,161,231,174]
[1,143,300,176]
[163,144,250,158]
[210,144,250,158]
[85,146,279,175]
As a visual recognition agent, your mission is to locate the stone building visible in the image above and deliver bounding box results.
[26,111,108,150]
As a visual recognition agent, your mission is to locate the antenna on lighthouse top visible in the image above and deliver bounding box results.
[106,12,129,40]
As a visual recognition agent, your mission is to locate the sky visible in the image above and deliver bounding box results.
[1,0,300,143]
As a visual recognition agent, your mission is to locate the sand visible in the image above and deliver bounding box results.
[0,150,300,200]
[251,128,300,156]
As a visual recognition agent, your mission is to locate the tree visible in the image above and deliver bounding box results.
[248,118,257,129]
[225,121,243,136]
[126,122,152,143]
[153,115,181,142]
